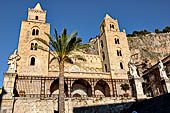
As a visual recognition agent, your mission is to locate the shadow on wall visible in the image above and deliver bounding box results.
[73,102,134,113]
[74,93,170,113]
[123,93,170,113]
[0,87,7,110]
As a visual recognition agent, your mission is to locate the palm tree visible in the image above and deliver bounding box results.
[34,28,90,113]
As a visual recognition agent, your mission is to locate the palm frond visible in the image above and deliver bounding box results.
[37,46,56,57]
[72,55,86,61]
[33,38,54,51]
[49,56,58,64]
[76,44,91,51]
[45,32,58,50]
[64,56,73,64]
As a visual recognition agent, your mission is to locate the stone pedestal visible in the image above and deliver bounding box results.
[0,73,17,113]
[164,79,170,93]
[134,78,146,99]
[2,73,17,99]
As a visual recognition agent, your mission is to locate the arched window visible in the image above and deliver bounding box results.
[32,28,39,36]
[115,38,120,44]
[110,24,114,30]
[30,43,38,50]
[117,50,122,56]
[30,57,35,66]
[101,40,104,48]
[35,16,38,20]
[120,62,123,69]
[35,43,38,50]
[32,29,35,35]
[102,52,105,60]
[105,64,107,72]
[31,43,34,50]
[36,29,39,35]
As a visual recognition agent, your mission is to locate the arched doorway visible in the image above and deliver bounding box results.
[71,79,92,97]
[50,79,68,97]
[94,79,110,97]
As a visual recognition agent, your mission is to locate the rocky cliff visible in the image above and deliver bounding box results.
[128,32,170,73]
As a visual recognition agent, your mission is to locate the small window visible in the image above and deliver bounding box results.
[30,57,35,66]
[115,38,120,44]
[32,28,39,36]
[117,50,122,56]
[120,62,123,69]
[30,43,38,50]
[102,52,105,60]
[35,43,38,50]
[31,43,34,50]
[110,24,114,30]
[36,29,39,35]
[101,40,104,48]
[32,29,35,35]
[35,16,38,20]
[105,64,107,72]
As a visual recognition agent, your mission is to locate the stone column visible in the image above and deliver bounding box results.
[67,80,71,97]
[134,78,146,99]
[91,84,95,97]
[108,83,113,97]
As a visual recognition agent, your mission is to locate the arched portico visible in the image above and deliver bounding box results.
[71,79,92,97]
[50,79,68,97]
[94,79,111,97]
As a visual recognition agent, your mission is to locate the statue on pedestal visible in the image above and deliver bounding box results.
[7,50,21,73]
[158,60,169,80]
[128,59,140,78]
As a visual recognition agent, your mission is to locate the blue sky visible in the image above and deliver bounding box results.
[0,0,170,87]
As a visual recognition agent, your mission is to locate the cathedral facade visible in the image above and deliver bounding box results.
[1,3,137,113]
[12,3,131,98]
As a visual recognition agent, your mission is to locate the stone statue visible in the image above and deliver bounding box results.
[128,59,140,78]
[7,50,21,73]
[158,60,169,80]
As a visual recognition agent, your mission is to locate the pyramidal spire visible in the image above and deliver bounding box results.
[34,3,43,11]
[105,13,112,19]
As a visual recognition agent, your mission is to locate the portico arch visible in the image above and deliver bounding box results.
[50,79,68,97]
[94,79,111,97]
[71,79,92,97]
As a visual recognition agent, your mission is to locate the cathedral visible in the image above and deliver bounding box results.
[0,3,156,113]
[10,3,131,98]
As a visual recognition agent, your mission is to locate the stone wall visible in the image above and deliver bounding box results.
[1,97,135,113]
[13,98,58,113]
[49,52,103,73]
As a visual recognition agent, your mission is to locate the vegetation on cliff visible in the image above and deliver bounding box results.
[127,26,170,37]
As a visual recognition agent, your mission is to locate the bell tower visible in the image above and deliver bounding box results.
[99,14,131,79]
[17,3,50,76]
